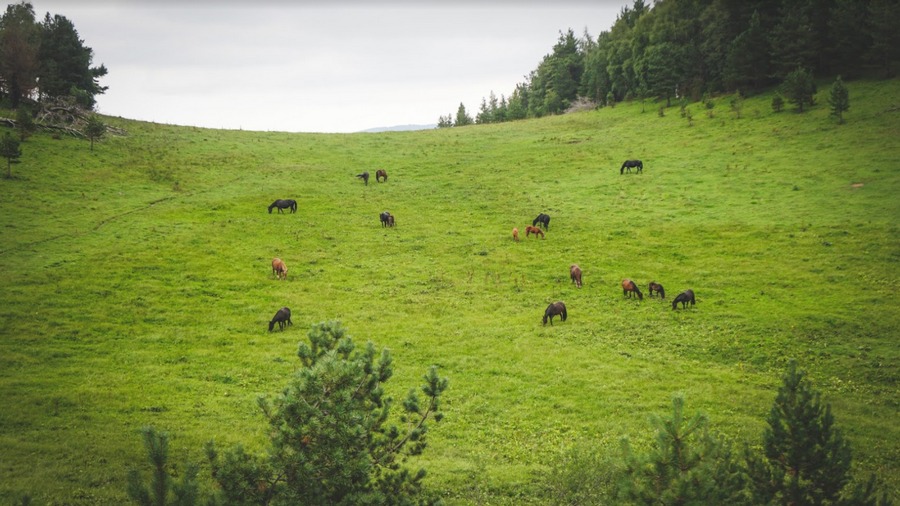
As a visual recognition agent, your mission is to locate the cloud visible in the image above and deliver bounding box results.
[32,2,624,132]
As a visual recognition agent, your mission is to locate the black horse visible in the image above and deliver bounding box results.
[672,289,695,310]
[542,301,567,326]
[620,159,643,174]
[532,213,551,230]
[380,211,395,227]
[268,199,297,214]
[268,307,292,331]
[356,172,370,185]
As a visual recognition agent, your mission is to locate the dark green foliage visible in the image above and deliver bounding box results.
[37,12,107,107]
[454,103,472,127]
[453,0,900,125]
[15,106,35,141]
[781,67,817,112]
[84,114,106,151]
[1,131,22,178]
[867,0,900,77]
[207,321,448,506]
[745,361,880,506]
[0,2,40,108]
[772,93,785,112]
[617,396,749,505]
[126,427,201,506]
[829,75,850,123]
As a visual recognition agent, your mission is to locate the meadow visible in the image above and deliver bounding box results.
[0,79,898,504]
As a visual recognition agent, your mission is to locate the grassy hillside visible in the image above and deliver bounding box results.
[1,79,898,504]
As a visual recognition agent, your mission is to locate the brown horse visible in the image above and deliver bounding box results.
[376,169,388,182]
[272,258,288,280]
[525,225,544,239]
[570,264,583,288]
[512,227,519,241]
[672,289,695,310]
[542,301,567,325]
[648,281,665,298]
[622,278,643,300]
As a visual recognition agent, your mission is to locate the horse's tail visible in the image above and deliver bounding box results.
[561,305,567,321]
[658,286,665,299]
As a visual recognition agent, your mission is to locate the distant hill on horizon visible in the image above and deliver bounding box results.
[358,124,436,133]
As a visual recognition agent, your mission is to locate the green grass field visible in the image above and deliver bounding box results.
[1,79,898,504]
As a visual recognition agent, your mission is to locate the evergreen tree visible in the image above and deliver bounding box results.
[84,114,106,151]
[746,361,857,506]
[866,0,900,77]
[38,13,107,107]
[0,1,41,108]
[454,102,473,127]
[726,10,771,92]
[1,131,22,178]
[828,75,849,124]
[16,106,36,141]
[827,0,870,79]
[780,67,817,112]
[769,1,818,80]
[617,395,749,505]
[206,321,448,506]
[126,427,201,506]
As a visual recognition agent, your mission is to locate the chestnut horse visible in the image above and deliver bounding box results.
[622,278,643,300]
[542,301,567,325]
[672,289,695,310]
[376,169,388,182]
[648,281,665,298]
[512,227,519,241]
[525,225,544,239]
[272,258,288,280]
[570,264,583,288]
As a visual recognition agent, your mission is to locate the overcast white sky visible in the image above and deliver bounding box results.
[31,1,627,133]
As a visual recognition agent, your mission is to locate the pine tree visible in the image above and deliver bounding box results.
[38,13,108,107]
[618,395,749,504]
[828,75,849,124]
[1,132,22,178]
[15,106,36,141]
[780,67,817,113]
[126,427,200,506]
[746,361,853,505]
[206,321,448,506]
[454,103,473,127]
[84,114,106,151]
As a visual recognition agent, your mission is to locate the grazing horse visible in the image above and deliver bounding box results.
[542,301,567,326]
[268,307,292,331]
[620,159,643,174]
[380,211,395,227]
[570,264,583,288]
[622,278,643,300]
[268,199,297,214]
[648,281,665,298]
[532,213,551,230]
[672,289,695,310]
[525,225,544,239]
[272,258,288,280]
[376,169,388,182]
[356,171,370,185]
[512,227,519,241]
